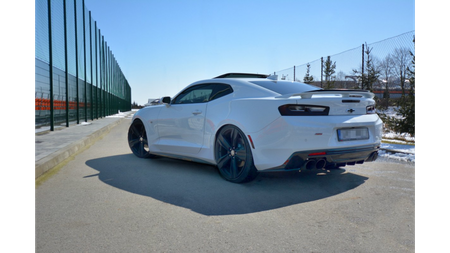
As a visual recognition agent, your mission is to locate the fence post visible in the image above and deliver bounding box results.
[320,57,323,88]
[63,0,69,127]
[99,30,103,118]
[293,66,295,82]
[74,0,80,124]
[361,43,364,89]
[83,0,87,122]
[89,11,94,121]
[47,0,54,131]
[94,21,100,119]
[102,35,105,118]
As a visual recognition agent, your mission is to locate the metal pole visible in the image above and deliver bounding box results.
[105,42,108,116]
[89,11,94,120]
[293,66,295,82]
[98,30,103,118]
[361,43,364,89]
[74,0,79,124]
[63,0,69,127]
[83,0,87,122]
[320,57,323,88]
[102,36,106,117]
[47,0,54,131]
[95,22,98,119]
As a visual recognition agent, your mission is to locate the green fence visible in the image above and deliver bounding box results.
[35,0,131,131]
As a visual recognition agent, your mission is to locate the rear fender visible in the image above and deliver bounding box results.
[226,98,288,133]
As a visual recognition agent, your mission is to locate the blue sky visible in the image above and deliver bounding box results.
[84,0,415,105]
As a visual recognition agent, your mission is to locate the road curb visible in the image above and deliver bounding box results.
[35,118,125,180]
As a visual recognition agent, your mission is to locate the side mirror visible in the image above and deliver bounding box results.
[161,96,171,105]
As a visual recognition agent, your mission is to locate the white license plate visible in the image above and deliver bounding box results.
[337,127,369,141]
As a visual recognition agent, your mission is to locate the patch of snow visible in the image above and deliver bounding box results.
[381,143,415,154]
[378,107,415,143]
[380,143,415,163]
[382,131,415,143]
[105,110,134,118]
[378,106,402,119]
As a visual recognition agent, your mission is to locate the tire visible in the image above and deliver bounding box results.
[128,119,158,158]
[215,125,257,183]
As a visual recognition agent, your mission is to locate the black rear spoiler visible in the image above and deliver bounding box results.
[277,89,375,99]
[214,73,270,79]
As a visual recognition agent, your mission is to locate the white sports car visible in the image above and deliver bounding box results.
[128,73,382,183]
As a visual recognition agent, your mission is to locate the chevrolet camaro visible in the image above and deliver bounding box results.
[128,73,382,183]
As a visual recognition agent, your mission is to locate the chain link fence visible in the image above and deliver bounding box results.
[35,0,132,131]
[274,31,415,98]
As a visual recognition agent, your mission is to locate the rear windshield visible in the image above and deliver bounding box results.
[250,80,321,95]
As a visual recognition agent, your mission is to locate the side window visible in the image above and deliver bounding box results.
[210,84,233,101]
[173,84,215,104]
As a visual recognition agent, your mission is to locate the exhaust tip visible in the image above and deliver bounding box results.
[305,160,316,170]
[315,159,326,169]
[366,151,379,162]
[372,151,379,161]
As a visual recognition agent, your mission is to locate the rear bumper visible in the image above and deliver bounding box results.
[265,144,380,172]
[249,114,382,171]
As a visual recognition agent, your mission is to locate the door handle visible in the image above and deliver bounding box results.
[192,110,202,115]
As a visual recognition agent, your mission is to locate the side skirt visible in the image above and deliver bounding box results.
[150,151,217,166]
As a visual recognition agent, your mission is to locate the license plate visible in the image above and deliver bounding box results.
[337,127,369,141]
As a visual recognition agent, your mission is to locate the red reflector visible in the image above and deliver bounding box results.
[308,152,326,156]
[247,135,255,149]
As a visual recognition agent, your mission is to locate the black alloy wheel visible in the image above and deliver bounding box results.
[215,125,257,183]
[128,119,157,158]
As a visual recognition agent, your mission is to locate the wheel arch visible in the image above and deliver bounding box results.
[213,123,254,160]
[130,116,144,124]
[131,108,160,146]
[213,123,258,183]
[214,123,246,144]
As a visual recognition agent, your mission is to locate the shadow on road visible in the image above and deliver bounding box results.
[85,154,368,216]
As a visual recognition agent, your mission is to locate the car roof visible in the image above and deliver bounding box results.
[177,73,319,98]
[183,77,279,99]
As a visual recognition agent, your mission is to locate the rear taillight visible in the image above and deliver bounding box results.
[278,104,329,116]
[366,105,376,114]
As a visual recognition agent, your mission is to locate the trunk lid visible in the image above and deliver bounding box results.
[279,90,376,116]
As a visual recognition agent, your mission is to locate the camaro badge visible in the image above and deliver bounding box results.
[347,109,355,113]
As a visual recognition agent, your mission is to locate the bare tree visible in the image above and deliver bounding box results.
[387,41,415,136]
[392,47,412,97]
[336,71,346,81]
[378,54,395,108]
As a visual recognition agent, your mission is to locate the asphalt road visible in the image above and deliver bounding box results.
[36,118,415,252]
